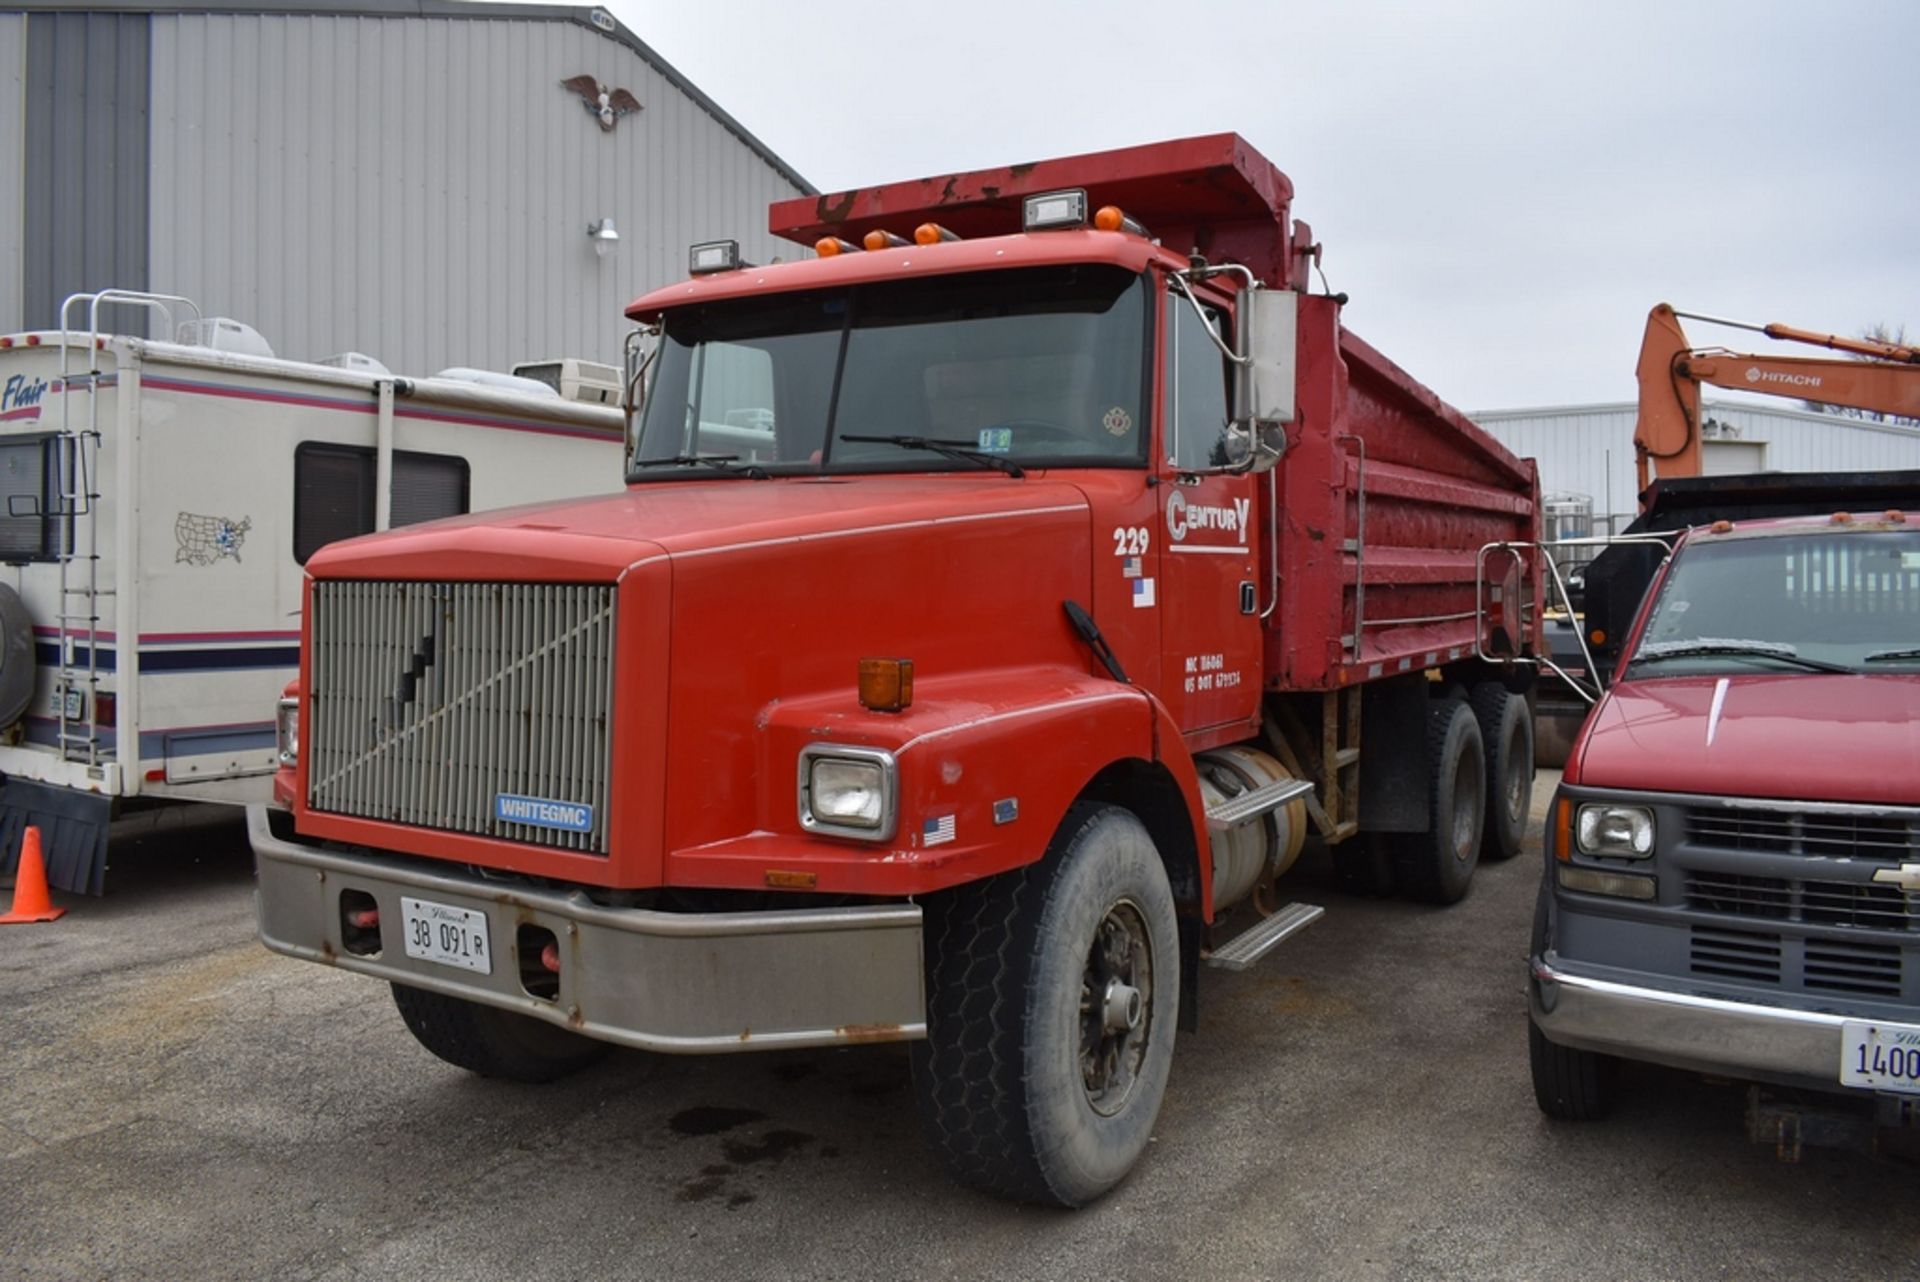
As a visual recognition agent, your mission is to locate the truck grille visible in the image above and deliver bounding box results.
[1685,805,1918,862]
[1685,872,1916,932]
[1689,926,1905,998]
[307,581,616,853]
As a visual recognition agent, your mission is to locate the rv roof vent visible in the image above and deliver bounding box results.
[431,367,561,398]
[511,358,622,406]
[317,351,393,377]
[176,317,274,359]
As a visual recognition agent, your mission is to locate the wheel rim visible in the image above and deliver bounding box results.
[1079,899,1154,1117]
[1451,751,1484,860]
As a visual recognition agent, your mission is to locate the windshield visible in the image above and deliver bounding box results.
[1627,528,1920,676]
[631,264,1150,478]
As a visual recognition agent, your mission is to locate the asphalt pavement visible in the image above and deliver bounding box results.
[3,782,1917,1281]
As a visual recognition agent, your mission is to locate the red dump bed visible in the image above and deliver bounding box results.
[772,133,1541,695]
[1278,302,1540,691]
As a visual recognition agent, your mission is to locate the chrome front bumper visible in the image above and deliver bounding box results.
[250,807,927,1054]
[1528,955,1856,1090]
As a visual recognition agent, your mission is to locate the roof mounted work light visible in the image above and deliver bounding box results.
[1023,189,1088,231]
[689,240,742,274]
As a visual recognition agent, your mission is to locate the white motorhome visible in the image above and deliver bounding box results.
[0,291,628,893]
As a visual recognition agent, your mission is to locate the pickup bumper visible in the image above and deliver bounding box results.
[250,807,927,1054]
[1529,954,1857,1091]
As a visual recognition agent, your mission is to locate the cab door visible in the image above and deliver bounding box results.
[1156,286,1262,740]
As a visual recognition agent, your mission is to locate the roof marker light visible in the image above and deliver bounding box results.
[1710,519,1733,534]
[862,230,910,251]
[1832,511,1853,524]
[1094,205,1149,237]
[1023,188,1088,231]
[689,240,742,274]
[815,237,859,257]
[913,223,959,245]
[1887,510,1907,523]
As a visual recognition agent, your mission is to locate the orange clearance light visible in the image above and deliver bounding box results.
[914,223,959,246]
[816,236,857,257]
[765,870,819,890]
[0,337,12,348]
[25,334,41,346]
[1093,205,1149,236]
[1709,520,1733,534]
[1555,798,1574,862]
[1832,511,1853,524]
[858,657,914,713]
[1887,510,1907,523]
[1589,628,1606,646]
[862,230,910,251]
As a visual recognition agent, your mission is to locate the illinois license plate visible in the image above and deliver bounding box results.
[400,897,493,975]
[1839,1020,1920,1095]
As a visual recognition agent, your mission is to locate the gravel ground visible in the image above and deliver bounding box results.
[2,781,1916,1281]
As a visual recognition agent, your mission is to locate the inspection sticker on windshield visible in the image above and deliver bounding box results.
[1840,1020,1920,1095]
[976,427,1013,453]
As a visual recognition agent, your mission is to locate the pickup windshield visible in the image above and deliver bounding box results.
[630,264,1150,478]
[1627,528,1920,675]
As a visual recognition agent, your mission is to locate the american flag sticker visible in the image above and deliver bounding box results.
[923,813,957,847]
[1122,555,1144,578]
[1132,577,1156,608]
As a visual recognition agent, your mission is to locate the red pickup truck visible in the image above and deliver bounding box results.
[1529,510,1920,1135]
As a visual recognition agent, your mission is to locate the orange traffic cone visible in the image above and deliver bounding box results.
[1,826,66,924]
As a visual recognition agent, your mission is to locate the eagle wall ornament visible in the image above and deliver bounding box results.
[562,75,643,132]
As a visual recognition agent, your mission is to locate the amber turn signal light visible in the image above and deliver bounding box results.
[1554,797,1573,862]
[858,657,914,712]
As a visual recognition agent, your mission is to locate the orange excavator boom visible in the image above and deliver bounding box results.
[1633,303,1920,495]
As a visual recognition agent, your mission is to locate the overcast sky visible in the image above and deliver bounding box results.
[608,0,1918,415]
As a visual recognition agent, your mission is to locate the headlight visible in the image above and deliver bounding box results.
[798,745,897,841]
[277,695,300,768]
[1576,804,1654,858]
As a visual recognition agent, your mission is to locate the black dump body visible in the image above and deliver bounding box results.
[1575,469,1920,680]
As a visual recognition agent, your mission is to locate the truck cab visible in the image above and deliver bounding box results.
[1530,511,1920,1127]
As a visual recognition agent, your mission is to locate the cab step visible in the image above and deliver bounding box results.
[1204,776,1316,832]
[1206,901,1325,971]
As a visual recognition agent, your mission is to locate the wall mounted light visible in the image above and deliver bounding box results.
[588,218,620,257]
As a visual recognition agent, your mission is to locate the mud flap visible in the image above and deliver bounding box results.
[0,778,111,895]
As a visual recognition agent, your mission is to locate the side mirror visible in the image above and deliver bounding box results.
[1233,288,1296,474]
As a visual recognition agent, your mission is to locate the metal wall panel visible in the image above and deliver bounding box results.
[1474,401,1920,531]
[147,13,807,374]
[20,12,150,331]
[0,13,23,332]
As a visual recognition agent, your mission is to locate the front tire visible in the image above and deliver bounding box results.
[1528,1018,1617,1120]
[391,984,608,1083]
[911,804,1180,1207]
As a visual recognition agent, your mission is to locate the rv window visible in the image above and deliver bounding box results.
[294,444,471,564]
[0,434,71,562]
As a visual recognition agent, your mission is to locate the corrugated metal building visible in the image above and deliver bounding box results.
[1473,400,1920,534]
[0,0,812,373]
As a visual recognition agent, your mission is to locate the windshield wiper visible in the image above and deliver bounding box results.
[1863,647,1920,663]
[631,454,770,480]
[838,434,1025,479]
[1629,639,1856,675]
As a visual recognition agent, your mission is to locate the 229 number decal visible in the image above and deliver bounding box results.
[1112,526,1150,557]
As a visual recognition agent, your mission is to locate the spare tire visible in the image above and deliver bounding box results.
[0,582,34,731]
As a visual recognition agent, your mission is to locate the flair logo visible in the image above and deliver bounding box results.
[1,373,49,422]
[494,793,595,833]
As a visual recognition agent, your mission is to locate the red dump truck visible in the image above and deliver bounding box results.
[252,134,1543,1205]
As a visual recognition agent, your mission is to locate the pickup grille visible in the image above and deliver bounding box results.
[1689,926,1904,998]
[1685,805,1918,862]
[307,580,616,853]
[1685,872,1915,932]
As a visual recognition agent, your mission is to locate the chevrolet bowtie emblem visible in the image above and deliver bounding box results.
[1872,864,1920,894]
